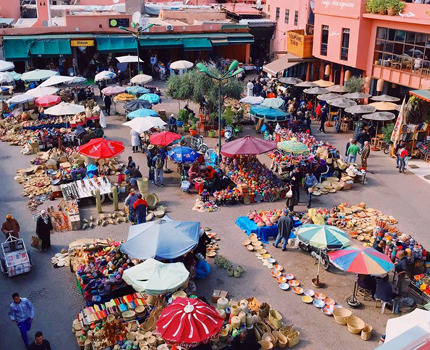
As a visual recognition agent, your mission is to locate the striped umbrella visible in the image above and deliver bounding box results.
[277,141,309,156]
[297,224,350,249]
[328,246,394,275]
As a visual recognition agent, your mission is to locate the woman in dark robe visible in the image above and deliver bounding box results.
[36,210,53,251]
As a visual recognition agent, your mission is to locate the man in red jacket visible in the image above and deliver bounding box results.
[133,194,148,224]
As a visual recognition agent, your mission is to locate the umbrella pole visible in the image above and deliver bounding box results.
[347,278,361,308]
[317,248,321,283]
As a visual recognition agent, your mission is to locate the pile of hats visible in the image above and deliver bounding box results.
[192,198,219,212]
[311,177,345,196]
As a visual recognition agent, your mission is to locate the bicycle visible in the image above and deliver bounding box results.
[381,142,391,155]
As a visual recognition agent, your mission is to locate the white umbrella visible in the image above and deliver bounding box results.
[261,97,284,109]
[123,117,166,133]
[41,76,74,87]
[370,94,400,102]
[122,258,189,295]
[385,309,430,342]
[9,72,22,81]
[239,96,264,105]
[65,77,87,85]
[116,55,143,63]
[95,70,116,82]
[131,74,153,85]
[21,69,57,82]
[0,72,14,84]
[0,60,14,72]
[170,60,193,70]
[44,102,85,116]
[26,86,59,98]
[7,94,35,104]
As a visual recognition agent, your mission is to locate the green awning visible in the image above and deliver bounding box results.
[3,39,33,61]
[210,38,229,46]
[95,36,136,53]
[182,38,212,51]
[30,40,72,57]
[228,36,254,45]
[139,39,182,48]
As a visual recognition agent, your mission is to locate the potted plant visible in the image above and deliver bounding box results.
[387,0,405,15]
[190,124,198,136]
[177,109,188,127]
[208,130,216,138]
[183,124,190,132]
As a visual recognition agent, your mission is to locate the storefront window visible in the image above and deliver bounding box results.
[341,28,350,61]
[294,11,299,26]
[377,28,387,40]
[285,9,289,24]
[321,25,329,56]
[276,7,280,21]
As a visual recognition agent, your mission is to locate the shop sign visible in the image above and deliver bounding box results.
[320,0,356,10]
[287,31,313,58]
[71,40,94,47]
[109,18,130,28]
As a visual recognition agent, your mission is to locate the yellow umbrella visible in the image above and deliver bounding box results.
[368,101,398,111]
[113,93,137,102]
[313,79,334,87]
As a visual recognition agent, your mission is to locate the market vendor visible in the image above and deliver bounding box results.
[375,274,400,313]
[129,166,143,188]
[2,214,20,251]
[133,194,148,224]
[357,274,376,298]
[36,210,53,251]
[188,162,201,183]
[231,331,261,350]
[195,229,211,259]
[395,250,408,294]
[304,170,318,208]
[125,189,139,222]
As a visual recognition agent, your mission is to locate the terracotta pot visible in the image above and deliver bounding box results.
[190,129,197,136]
[387,7,396,16]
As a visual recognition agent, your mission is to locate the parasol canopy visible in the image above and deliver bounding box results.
[368,101,398,111]
[343,92,371,99]
[65,76,87,85]
[26,86,59,98]
[295,81,318,88]
[326,98,357,108]
[297,224,350,249]
[123,116,166,133]
[313,79,334,87]
[126,86,151,95]
[35,95,61,107]
[21,69,57,81]
[304,87,329,95]
[102,86,126,96]
[221,135,276,157]
[362,112,396,121]
[113,93,136,102]
[277,140,310,156]
[328,246,394,275]
[122,258,189,295]
[139,93,161,104]
[370,94,400,102]
[157,297,224,349]
[317,93,341,101]
[128,108,158,119]
[170,60,194,70]
[261,97,284,109]
[0,72,14,84]
[131,74,153,85]
[6,94,35,104]
[169,146,200,164]
[9,71,22,81]
[250,105,287,121]
[116,55,143,63]
[95,70,116,82]
[124,99,152,112]
[278,77,303,85]
[345,105,376,114]
[150,131,181,146]
[239,96,264,105]
[41,75,74,87]
[44,102,85,116]
[121,219,200,260]
[327,84,347,93]
[0,60,14,72]
[385,309,430,342]
[78,138,125,159]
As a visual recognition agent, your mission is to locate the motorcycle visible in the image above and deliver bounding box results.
[224,125,234,142]
[190,135,208,154]
[298,241,331,270]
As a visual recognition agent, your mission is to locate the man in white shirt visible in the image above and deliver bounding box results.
[247,80,254,96]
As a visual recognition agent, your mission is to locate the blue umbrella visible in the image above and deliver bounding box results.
[120,219,200,260]
[126,86,151,95]
[139,93,161,104]
[128,108,158,119]
[168,147,199,164]
[250,105,287,121]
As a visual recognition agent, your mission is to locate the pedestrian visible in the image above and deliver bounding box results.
[130,129,141,153]
[103,94,112,115]
[246,80,254,97]
[319,106,328,133]
[304,170,318,208]
[9,292,34,348]
[2,214,20,250]
[133,194,148,224]
[127,156,136,170]
[357,129,370,148]
[195,228,211,259]
[398,145,409,173]
[28,331,51,350]
[146,145,155,182]
[394,141,405,168]
[273,211,294,251]
[153,152,165,187]
[395,251,408,293]
[125,188,139,223]
[345,138,353,158]
[36,210,53,251]
[290,167,303,203]
[286,188,297,212]
[168,114,177,132]
[360,141,371,169]
[305,111,312,135]
[346,140,360,163]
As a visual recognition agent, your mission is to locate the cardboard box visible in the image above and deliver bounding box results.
[219,290,228,299]
[212,290,221,303]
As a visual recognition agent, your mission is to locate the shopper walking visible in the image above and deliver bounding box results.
[153,153,165,187]
[398,146,409,173]
[146,145,155,182]
[360,141,371,169]
[346,141,360,163]
[395,141,405,169]
[273,211,294,251]
[28,331,51,350]
[345,138,353,159]
[36,210,53,251]
[103,94,112,115]
[130,129,141,153]
[290,167,303,203]
[305,170,318,208]
[246,80,254,97]
[125,188,139,223]
[318,106,328,133]
[9,292,35,348]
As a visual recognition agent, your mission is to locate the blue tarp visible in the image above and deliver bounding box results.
[120,219,200,260]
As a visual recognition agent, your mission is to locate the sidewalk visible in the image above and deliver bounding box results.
[406,158,430,185]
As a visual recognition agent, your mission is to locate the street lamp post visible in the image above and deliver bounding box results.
[119,23,154,74]
[196,60,244,165]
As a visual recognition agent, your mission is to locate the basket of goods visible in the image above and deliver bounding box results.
[333,308,352,325]
[361,324,373,341]
[347,316,365,334]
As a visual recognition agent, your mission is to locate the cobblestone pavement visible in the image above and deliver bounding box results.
[0,81,429,350]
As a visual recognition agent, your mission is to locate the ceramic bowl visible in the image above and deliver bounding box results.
[322,305,334,316]
[267,257,276,264]
[292,287,304,295]
[277,276,287,284]
[303,289,315,297]
[325,298,335,306]
[313,299,325,308]
[289,280,300,287]
[255,254,263,260]
[267,263,274,269]
[257,249,267,255]
[273,264,283,271]
[285,273,294,280]
[271,269,281,278]
[302,296,313,304]
[314,293,326,300]
[279,283,290,291]
[262,254,271,259]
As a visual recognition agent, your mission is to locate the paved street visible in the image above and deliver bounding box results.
[0,82,429,350]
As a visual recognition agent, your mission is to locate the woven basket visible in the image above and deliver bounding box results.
[347,316,365,334]
[361,324,373,340]
[333,308,352,325]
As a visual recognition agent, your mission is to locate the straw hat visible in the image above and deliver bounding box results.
[148,145,154,150]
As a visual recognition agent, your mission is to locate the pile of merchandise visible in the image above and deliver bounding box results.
[247,209,284,227]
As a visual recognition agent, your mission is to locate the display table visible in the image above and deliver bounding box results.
[61,176,112,200]
[235,216,299,243]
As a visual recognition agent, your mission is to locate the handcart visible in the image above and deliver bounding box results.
[0,236,33,277]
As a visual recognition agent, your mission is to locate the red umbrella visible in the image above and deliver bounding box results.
[78,138,125,159]
[35,94,61,107]
[221,135,276,158]
[149,131,181,146]
[156,297,223,349]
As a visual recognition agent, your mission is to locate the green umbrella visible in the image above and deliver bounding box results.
[277,141,309,156]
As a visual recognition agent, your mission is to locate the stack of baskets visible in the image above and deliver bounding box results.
[333,308,372,341]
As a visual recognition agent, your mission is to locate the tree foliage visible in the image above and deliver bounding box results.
[345,76,364,93]
[167,68,243,113]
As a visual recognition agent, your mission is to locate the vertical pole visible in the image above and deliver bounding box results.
[218,79,222,165]
[136,34,141,75]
